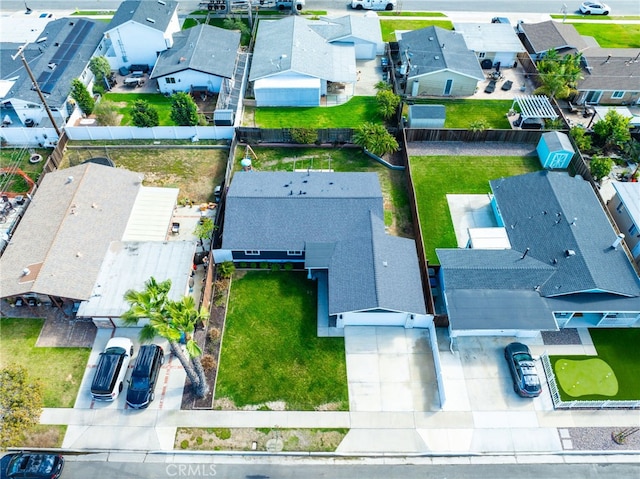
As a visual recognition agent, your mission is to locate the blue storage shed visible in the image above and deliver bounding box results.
[536,131,575,169]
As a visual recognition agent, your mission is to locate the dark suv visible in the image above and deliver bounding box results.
[504,342,542,398]
[5,452,64,479]
[91,337,133,401]
[126,344,164,409]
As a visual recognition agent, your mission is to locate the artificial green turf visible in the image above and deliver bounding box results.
[0,147,49,186]
[409,156,541,264]
[408,99,514,129]
[554,358,618,397]
[571,23,640,48]
[380,19,453,42]
[253,96,380,128]
[102,93,175,126]
[215,271,349,410]
[551,328,640,401]
[0,318,91,408]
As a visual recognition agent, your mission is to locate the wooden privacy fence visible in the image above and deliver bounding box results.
[404,128,545,143]
[236,127,354,144]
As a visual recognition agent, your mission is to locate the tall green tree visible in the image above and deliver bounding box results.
[170,92,199,126]
[0,364,43,449]
[375,89,401,120]
[353,122,398,157]
[131,100,159,127]
[122,277,210,398]
[535,50,583,100]
[70,78,95,115]
[89,56,111,83]
[223,17,250,44]
[589,156,614,181]
[593,110,631,151]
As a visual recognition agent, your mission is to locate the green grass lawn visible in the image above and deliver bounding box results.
[102,93,175,126]
[554,358,618,397]
[0,318,90,408]
[551,328,640,401]
[253,96,380,128]
[380,19,453,42]
[571,23,640,48]
[409,156,541,264]
[407,99,513,129]
[550,14,640,20]
[378,12,447,17]
[0,147,49,188]
[215,271,348,410]
[232,146,412,235]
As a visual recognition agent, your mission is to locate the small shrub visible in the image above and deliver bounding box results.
[180,439,189,449]
[196,436,203,445]
[212,428,231,440]
[284,263,294,271]
[290,128,317,144]
[208,328,221,342]
[217,261,235,279]
[250,262,257,269]
[240,262,248,268]
[257,404,271,411]
[468,119,488,132]
[259,262,268,269]
[200,354,217,371]
[270,263,281,272]
[589,156,614,181]
[570,126,592,151]
[257,427,271,434]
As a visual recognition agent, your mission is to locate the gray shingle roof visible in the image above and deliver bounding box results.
[249,16,356,82]
[312,15,381,46]
[398,26,484,81]
[540,131,574,154]
[0,164,142,301]
[150,24,240,80]
[222,172,426,316]
[519,21,588,55]
[108,0,178,33]
[490,171,640,297]
[578,55,640,92]
[4,18,106,107]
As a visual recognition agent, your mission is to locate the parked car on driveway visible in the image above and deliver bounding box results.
[5,452,64,479]
[504,342,542,398]
[91,337,133,401]
[126,344,164,409]
[579,1,610,14]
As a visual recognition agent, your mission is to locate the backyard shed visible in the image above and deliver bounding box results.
[536,131,575,169]
[407,105,446,128]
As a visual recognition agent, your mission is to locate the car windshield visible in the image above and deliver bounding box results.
[524,374,541,390]
[8,455,55,474]
[513,352,533,362]
[131,376,149,390]
[104,346,126,355]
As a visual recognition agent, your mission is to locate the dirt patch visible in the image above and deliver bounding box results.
[20,425,66,449]
[175,427,348,452]
[212,397,342,412]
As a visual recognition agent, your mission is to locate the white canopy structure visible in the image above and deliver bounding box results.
[511,95,558,121]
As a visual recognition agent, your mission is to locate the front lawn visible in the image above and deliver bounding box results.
[252,96,380,128]
[0,318,90,408]
[380,19,453,42]
[409,156,541,264]
[407,99,513,129]
[571,23,640,48]
[102,93,175,126]
[232,146,412,236]
[215,271,348,411]
[550,328,640,401]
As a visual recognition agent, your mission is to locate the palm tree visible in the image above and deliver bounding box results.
[122,277,209,398]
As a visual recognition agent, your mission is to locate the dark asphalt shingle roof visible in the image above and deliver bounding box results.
[223,171,426,316]
[519,21,588,55]
[578,55,640,92]
[490,171,640,297]
[398,26,484,81]
[108,0,178,33]
[150,24,240,80]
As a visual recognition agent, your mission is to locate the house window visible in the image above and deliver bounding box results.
[616,201,625,213]
[612,91,624,99]
[629,224,639,236]
[165,77,176,84]
[478,52,486,58]
[244,250,260,255]
[287,250,303,256]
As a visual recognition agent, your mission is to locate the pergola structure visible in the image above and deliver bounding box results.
[511,95,558,121]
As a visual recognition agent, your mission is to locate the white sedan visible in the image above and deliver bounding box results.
[579,2,611,15]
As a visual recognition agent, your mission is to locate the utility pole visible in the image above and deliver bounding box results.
[12,43,62,137]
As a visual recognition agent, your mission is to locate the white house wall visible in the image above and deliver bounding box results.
[333,38,377,60]
[105,20,178,70]
[254,74,321,107]
[157,70,223,95]
[339,311,412,327]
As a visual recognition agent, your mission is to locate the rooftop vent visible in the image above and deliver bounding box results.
[66,176,73,184]
[146,17,156,23]
[158,0,166,4]
[565,249,576,257]
[22,267,30,276]
[36,36,47,43]
[611,233,625,250]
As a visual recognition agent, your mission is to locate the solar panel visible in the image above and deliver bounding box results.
[39,19,95,94]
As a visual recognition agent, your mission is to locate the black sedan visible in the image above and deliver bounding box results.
[504,342,542,398]
[4,452,64,479]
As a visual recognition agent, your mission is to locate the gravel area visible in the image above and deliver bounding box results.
[542,328,582,346]
[563,427,640,451]
[406,141,537,157]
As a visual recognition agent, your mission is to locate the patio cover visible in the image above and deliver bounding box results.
[511,95,558,121]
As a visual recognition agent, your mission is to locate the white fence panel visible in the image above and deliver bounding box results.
[1,127,59,147]
[65,125,234,141]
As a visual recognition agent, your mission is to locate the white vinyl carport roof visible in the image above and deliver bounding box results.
[254,76,321,89]
[122,186,179,241]
[511,95,558,121]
